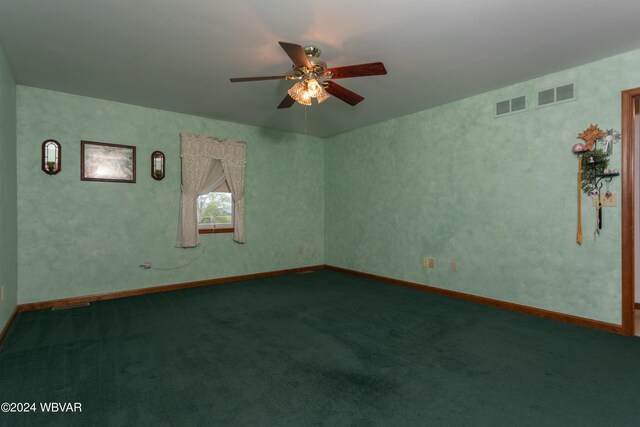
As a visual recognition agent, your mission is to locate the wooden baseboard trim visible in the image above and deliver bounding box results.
[17,265,326,312]
[326,265,623,335]
[0,309,18,347]
[15,264,626,335]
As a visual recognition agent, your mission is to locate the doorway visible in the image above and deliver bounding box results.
[634,96,640,336]
[621,88,640,336]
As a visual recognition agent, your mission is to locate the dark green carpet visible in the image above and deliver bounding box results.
[1,269,639,426]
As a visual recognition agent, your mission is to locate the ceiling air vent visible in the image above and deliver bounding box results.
[537,83,575,108]
[495,95,527,117]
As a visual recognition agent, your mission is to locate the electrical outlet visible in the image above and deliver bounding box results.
[423,257,429,267]
[451,262,458,272]
[0,285,4,301]
[297,246,304,255]
[428,258,436,268]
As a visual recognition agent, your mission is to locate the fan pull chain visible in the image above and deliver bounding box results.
[304,105,308,133]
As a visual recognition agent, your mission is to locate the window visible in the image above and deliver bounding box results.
[197,191,233,234]
[177,133,246,247]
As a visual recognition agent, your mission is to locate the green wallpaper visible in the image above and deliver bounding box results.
[325,49,640,325]
[16,87,324,304]
[0,45,17,330]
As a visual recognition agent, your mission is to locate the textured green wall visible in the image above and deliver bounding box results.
[0,46,17,330]
[325,49,640,325]
[12,49,640,324]
[17,87,324,304]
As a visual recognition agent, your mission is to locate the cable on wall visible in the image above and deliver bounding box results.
[139,247,207,271]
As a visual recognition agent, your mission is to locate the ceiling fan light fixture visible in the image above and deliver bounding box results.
[230,42,385,109]
[230,42,387,109]
[299,92,312,106]
[287,78,331,106]
[288,81,310,105]
[315,85,331,104]
[306,78,321,97]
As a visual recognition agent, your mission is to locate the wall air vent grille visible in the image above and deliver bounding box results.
[538,89,555,106]
[537,83,575,108]
[556,83,574,102]
[495,95,527,117]
[496,100,511,116]
[510,96,526,112]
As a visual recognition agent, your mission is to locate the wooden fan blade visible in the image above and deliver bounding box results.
[324,81,364,106]
[230,75,287,83]
[277,94,295,109]
[325,62,387,79]
[279,41,312,69]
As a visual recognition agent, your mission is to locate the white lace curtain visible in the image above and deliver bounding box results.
[176,133,246,247]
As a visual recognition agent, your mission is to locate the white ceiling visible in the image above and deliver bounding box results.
[1,0,640,137]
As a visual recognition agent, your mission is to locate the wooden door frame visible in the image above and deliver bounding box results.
[621,88,639,335]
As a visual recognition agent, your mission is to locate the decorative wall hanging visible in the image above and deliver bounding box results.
[81,141,136,183]
[151,151,165,180]
[601,129,621,155]
[577,124,606,151]
[41,139,61,175]
[572,124,620,244]
[580,147,609,194]
[572,142,585,245]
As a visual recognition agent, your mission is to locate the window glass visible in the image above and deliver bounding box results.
[197,192,233,229]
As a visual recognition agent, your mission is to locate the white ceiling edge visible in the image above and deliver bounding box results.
[2,0,640,137]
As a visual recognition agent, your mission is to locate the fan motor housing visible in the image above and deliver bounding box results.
[292,46,326,76]
[304,46,321,57]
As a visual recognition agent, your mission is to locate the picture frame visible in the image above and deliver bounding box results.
[81,140,136,183]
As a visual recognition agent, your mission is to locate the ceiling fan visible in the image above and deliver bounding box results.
[230,41,387,109]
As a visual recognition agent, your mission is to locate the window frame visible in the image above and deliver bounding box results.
[198,226,234,234]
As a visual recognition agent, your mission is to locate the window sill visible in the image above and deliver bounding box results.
[199,228,234,234]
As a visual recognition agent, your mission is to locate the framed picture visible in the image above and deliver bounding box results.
[81,141,136,183]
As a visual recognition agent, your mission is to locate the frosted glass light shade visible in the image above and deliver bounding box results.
[288,81,311,106]
[287,79,331,106]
